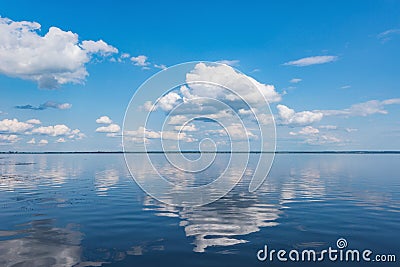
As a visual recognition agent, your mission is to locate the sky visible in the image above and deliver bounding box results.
[0,0,400,151]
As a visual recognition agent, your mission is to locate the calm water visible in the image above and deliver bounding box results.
[0,154,399,266]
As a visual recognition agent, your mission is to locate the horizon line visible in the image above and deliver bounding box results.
[1,150,400,154]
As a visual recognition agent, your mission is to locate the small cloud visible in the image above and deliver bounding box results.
[377,29,400,43]
[154,64,167,70]
[305,135,342,145]
[26,119,41,125]
[319,125,337,130]
[216,60,240,66]
[276,105,323,126]
[120,53,130,59]
[96,124,121,133]
[96,116,113,124]
[81,40,118,55]
[131,55,149,67]
[32,124,85,139]
[158,92,182,111]
[341,85,351,89]
[15,101,72,111]
[27,138,36,144]
[0,134,19,144]
[141,101,157,112]
[320,98,400,117]
[124,126,195,143]
[289,126,320,136]
[345,128,357,133]
[38,139,48,145]
[289,125,342,145]
[283,56,338,67]
[56,137,66,143]
[174,124,198,132]
[112,52,131,63]
[289,78,302,83]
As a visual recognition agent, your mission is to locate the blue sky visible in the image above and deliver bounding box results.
[0,0,399,151]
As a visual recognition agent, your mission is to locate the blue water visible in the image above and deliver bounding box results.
[0,154,399,266]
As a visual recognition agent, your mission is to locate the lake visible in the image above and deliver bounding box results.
[0,153,399,266]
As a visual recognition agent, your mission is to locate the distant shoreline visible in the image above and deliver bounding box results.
[1,151,400,154]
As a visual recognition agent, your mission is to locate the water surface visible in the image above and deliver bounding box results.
[0,154,399,266]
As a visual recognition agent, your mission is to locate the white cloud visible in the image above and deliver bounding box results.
[294,126,320,135]
[96,124,121,133]
[32,124,85,139]
[0,17,118,88]
[345,128,357,133]
[55,103,72,109]
[132,63,280,147]
[27,138,36,144]
[210,123,257,140]
[174,124,198,132]
[319,125,337,130]
[131,55,149,67]
[96,116,113,124]
[161,131,193,141]
[341,85,351,89]
[80,40,118,55]
[56,137,66,143]
[0,118,34,133]
[290,126,318,136]
[320,98,400,117]
[120,53,130,58]
[377,29,400,42]
[129,127,160,139]
[186,63,281,104]
[124,126,195,143]
[216,60,240,66]
[238,108,273,125]
[0,134,19,144]
[112,52,131,63]
[168,115,188,125]
[141,101,157,112]
[140,63,281,123]
[382,98,400,105]
[26,119,41,125]
[32,124,70,136]
[289,126,342,145]
[69,129,85,139]
[38,139,48,145]
[278,98,400,129]
[277,105,323,126]
[304,135,343,145]
[304,135,342,145]
[158,92,182,111]
[289,78,302,83]
[283,56,338,67]
[154,64,167,70]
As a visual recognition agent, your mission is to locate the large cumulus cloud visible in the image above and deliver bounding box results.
[0,17,117,88]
